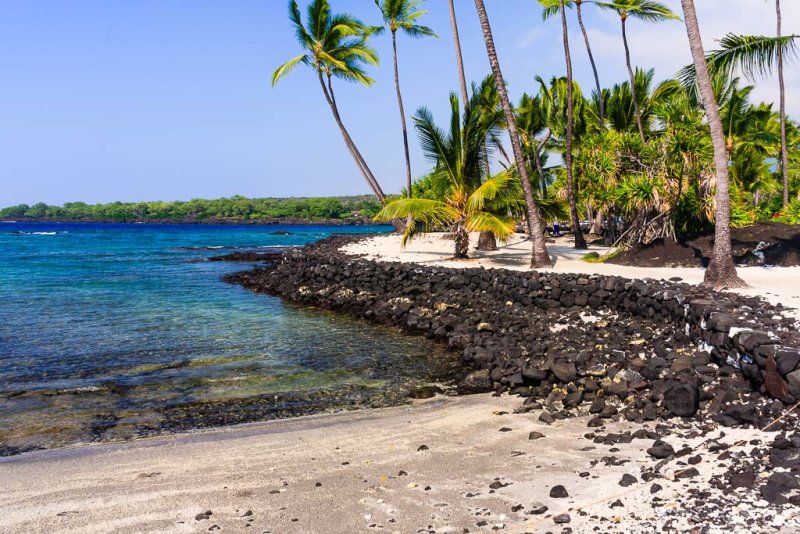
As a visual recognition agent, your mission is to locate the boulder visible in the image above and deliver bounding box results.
[663,384,699,417]
[457,370,493,394]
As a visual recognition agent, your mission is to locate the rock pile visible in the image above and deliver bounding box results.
[227,236,800,430]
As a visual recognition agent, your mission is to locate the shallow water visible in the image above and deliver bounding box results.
[0,222,455,454]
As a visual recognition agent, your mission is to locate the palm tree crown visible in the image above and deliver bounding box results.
[273,0,379,86]
[598,0,679,23]
[374,0,436,38]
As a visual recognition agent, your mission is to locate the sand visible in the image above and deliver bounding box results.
[3,394,796,534]
[341,233,800,318]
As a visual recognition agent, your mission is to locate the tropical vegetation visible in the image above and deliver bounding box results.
[264,0,800,287]
[0,196,383,223]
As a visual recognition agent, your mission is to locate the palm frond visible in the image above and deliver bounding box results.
[465,172,515,214]
[272,54,308,86]
[374,198,457,246]
[539,0,570,20]
[678,33,799,88]
[465,212,516,241]
[710,33,799,80]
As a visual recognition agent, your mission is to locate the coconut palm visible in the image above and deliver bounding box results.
[473,0,552,268]
[598,0,679,142]
[605,68,680,135]
[719,81,779,160]
[678,0,744,289]
[447,0,470,107]
[273,0,386,202]
[538,0,587,249]
[517,93,551,195]
[541,0,605,129]
[473,75,511,251]
[374,1,437,200]
[374,93,516,258]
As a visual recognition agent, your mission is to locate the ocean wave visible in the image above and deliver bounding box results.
[4,230,68,236]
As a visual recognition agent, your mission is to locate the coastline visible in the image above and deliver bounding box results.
[5,231,800,533]
[1,217,381,226]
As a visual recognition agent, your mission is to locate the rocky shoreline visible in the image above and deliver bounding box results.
[226,234,800,529]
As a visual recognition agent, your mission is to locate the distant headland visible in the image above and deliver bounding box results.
[0,195,383,225]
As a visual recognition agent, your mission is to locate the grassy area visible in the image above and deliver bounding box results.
[580,247,622,264]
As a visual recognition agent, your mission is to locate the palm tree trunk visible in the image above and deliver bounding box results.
[473,0,551,268]
[531,144,547,196]
[561,0,588,250]
[621,18,646,142]
[576,1,604,129]
[391,31,414,199]
[478,143,497,251]
[321,74,386,202]
[776,0,789,207]
[454,220,470,258]
[448,0,470,107]
[679,0,744,289]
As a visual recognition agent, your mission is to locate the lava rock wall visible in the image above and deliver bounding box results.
[227,237,800,425]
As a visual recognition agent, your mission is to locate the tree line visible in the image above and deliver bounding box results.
[0,196,382,223]
[274,0,799,289]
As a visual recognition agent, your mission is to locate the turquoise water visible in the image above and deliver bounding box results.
[0,222,454,455]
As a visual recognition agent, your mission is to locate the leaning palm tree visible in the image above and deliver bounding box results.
[678,0,744,289]
[273,0,386,202]
[374,1,437,200]
[539,0,587,249]
[541,0,605,129]
[374,93,516,258]
[598,0,679,143]
[473,0,551,268]
[447,0,470,107]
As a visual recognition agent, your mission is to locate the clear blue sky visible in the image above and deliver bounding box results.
[1,0,797,205]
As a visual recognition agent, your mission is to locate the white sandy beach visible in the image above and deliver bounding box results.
[3,394,796,534]
[342,233,800,318]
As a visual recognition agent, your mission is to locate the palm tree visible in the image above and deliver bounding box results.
[541,0,605,129]
[678,0,744,289]
[539,0,587,249]
[273,0,386,202]
[598,0,679,142]
[473,0,551,268]
[374,93,517,258]
[473,75,509,251]
[447,0,470,107]
[516,93,550,195]
[374,1,437,200]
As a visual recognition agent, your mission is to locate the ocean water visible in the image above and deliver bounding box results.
[0,222,455,455]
